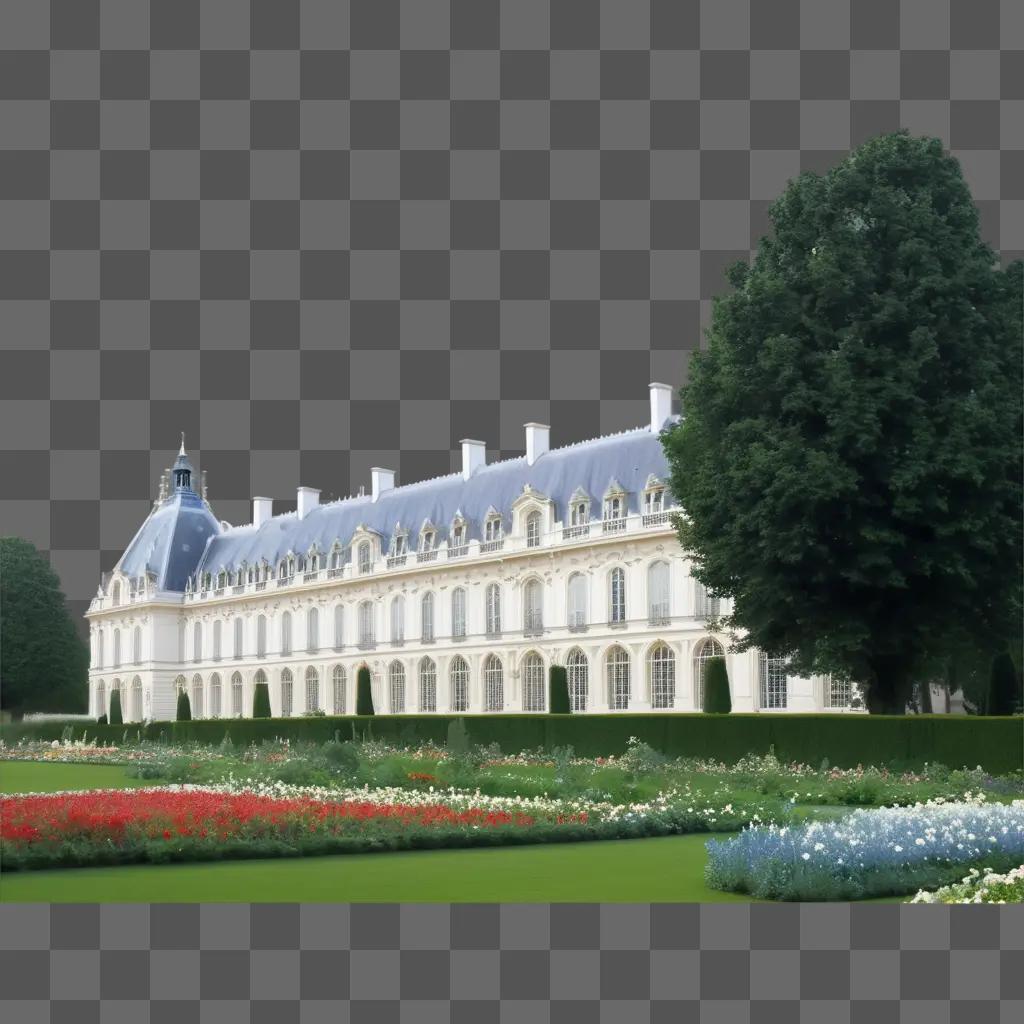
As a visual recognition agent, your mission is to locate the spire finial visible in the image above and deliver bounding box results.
[179,432,186,456]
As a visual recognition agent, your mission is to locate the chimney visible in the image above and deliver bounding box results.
[649,382,673,433]
[297,486,320,520]
[252,497,272,528]
[371,468,395,502]
[524,423,550,466]
[460,439,486,481]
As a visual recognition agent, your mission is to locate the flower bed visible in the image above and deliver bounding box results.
[705,796,1024,901]
[910,864,1024,904]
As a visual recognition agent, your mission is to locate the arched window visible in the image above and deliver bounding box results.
[113,628,122,668]
[192,673,204,718]
[526,510,542,548]
[307,606,319,652]
[389,661,406,714]
[96,680,106,718]
[358,540,372,574]
[280,668,293,717]
[330,544,343,570]
[305,666,320,713]
[567,648,589,712]
[485,583,501,636]
[419,657,437,712]
[358,600,375,647]
[522,651,545,712]
[647,561,670,623]
[331,665,346,714]
[483,654,503,711]
[759,653,788,710]
[254,668,267,687]
[451,588,466,639]
[174,674,187,695]
[484,514,502,543]
[421,592,435,642]
[96,630,104,669]
[333,605,344,649]
[130,676,142,721]
[231,672,243,716]
[257,615,267,657]
[209,672,222,718]
[132,626,142,664]
[281,612,292,655]
[192,622,201,663]
[112,580,122,606]
[694,580,721,618]
[609,567,626,625]
[648,643,675,709]
[279,559,288,580]
[390,596,405,644]
[825,675,853,709]
[524,578,543,633]
[234,618,243,659]
[694,638,725,709]
[607,646,630,710]
[212,620,222,661]
[450,655,469,712]
[567,573,588,630]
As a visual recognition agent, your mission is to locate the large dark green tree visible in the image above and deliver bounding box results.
[0,537,89,716]
[662,132,1023,714]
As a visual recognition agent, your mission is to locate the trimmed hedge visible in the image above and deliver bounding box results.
[2,714,1021,773]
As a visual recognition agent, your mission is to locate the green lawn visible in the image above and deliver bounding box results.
[0,760,146,794]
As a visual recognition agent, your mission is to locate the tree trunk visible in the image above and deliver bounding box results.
[920,680,934,714]
[864,656,915,714]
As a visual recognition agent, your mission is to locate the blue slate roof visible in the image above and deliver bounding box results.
[193,424,676,581]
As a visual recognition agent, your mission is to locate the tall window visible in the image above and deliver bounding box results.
[307,607,319,652]
[190,623,199,663]
[694,638,725,709]
[603,494,625,523]
[524,578,543,633]
[567,648,588,712]
[450,655,469,712]
[212,620,222,661]
[647,561,671,623]
[648,643,675,709]
[485,583,501,635]
[389,661,406,713]
[330,545,343,569]
[192,673,204,718]
[209,673,222,718]
[112,628,121,668]
[567,573,588,630]
[331,665,346,714]
[484,515,502,542]
[96,631,104,669]
[280,668,293,717]
[358,541,372,574]
[419,657,437,712]
[96,680,107,718]
[451,588,466,639]
[825,675,853,709]
[257,615,267,657]
[644,487,664,514]
[759,653,788,709]
[305,666,320,713]
[570,500,588,526]
[281,611,292,655]
[234,618,243,659]
[607,646,630,710]
[358,601,375,646]
[695,581,721,618]
[526,510,541,547]
[421,592,435,642]
[522,652,546,712]
[132,626,141,664]
[333,605,344,649]
[130,677,142,721]
[609,567,626,624]
[390,596,405,644]
[451,521,465,547]
[112,580,122,605]
[253,668,267,694]
[231,672,243,716]
[483,654,503,711]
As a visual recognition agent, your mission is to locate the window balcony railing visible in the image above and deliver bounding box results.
[648,613,671,628]
[387,554,407,569]
[452,629,467,642]
[214,588,224,597]
[232,584,244,594]
[304,571,319,583]
[357,639,376,651]
[608,618,627,629]
[568,620,589,633]
[417,549,437,563]
[642,511,671,527]
[359,563,372,575]
[563,524,589,540]
[602,517,627,533]
[480,539,504,553]
[485,630,502,641]
[255,581,267,591]
[421,635,435,644]
[448,544,468,559]
[277,576,294,588]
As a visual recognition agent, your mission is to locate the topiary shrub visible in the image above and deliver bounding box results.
[97,714,107,725]
[176,690,192,722]
[549,665,571,714]
[703,656,732,714]
[356,666,375,715]
[108,688,123,725]
[252,682,271,719]
[988,651,1021,716]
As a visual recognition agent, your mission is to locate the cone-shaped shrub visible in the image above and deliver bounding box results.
[108,688,123,725]
[988,651,1021,716]
[97,713,107,725]
[176,689,192,722]
[549,665,571,713]
[703,656,732,714]
[252,681,271,719]
[356,666,375,715]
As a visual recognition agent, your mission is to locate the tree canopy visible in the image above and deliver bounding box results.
[0,537,89,716]
[662,132,1023,714]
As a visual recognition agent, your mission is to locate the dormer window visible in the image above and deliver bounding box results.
[287,555,296,576]
[330,543,343,570]
[643,478,667,522]
[603,483,627,533]
[217,571,226,589]
[358,540,373,574]
[278,560,288,580]
[452,523,465,546]
[484,516,502,542]
[565,488,591,539]
[393,531,407,555]
[422,529,434,550]
[526,510,542,548]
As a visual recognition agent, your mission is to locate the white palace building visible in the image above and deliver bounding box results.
[86,384,855,722]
